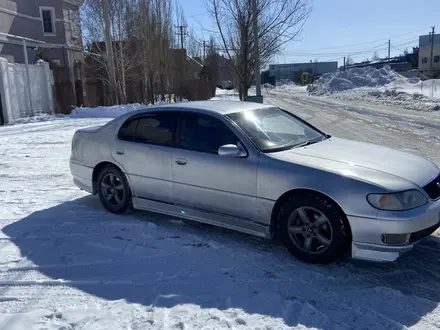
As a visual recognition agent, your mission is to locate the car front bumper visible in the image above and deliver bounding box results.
[348,199,440,262]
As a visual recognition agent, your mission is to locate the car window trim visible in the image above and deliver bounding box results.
[117,111,180,148]
[176,111,249,157]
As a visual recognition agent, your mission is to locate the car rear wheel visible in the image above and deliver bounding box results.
[279,194,349,264]
[97,165,131,214]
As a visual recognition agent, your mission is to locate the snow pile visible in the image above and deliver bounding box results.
[212,88,240,101]
[274,81,308,93]
[71,103,147,119]
[308,66,440,111]
[11,114,65,124]
[311,66,413,95]
[70,98,192,119]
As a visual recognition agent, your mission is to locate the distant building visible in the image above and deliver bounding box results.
[266,61,338,85]
[418,33,440,77]
[204,53,234,88]
[343,56,414,72]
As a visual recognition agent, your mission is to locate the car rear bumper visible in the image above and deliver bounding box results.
[348,199,440,262]
[70,160,94,194]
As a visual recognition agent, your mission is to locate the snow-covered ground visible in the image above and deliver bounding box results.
[1,94,440,329]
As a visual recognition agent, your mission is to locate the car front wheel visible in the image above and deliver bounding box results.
[279,194,349,264]
[97,165,131,214]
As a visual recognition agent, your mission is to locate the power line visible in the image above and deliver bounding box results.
[281,27,427,52]
[186,32,205,47]
[282,42,388,57]
[283,36,420,56]
[390,45,406,53]
[285,36,419,60]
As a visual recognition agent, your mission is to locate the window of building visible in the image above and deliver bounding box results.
[422,57,428,64]
[40,7,56,35]
[435,55,440,63]
[179,113,239,154]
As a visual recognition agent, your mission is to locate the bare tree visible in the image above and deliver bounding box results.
[345,56,354,66]
[81,0,138,104]
[133,0,174,104]
[187,27,202,58]
[208,0,311,100]
[372,51,380,61]
[202,36,219,92]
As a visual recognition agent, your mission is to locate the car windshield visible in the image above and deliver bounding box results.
[226,107,327,152]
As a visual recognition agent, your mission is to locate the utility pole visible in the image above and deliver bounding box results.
[102,0,117,105]
[175,25,187,49]
[430,26,435,74]
[251,0,261,97]
[180,25,184,49]
[388,39,391,59]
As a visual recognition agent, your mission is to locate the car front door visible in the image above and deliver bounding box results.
[111,111,179,204]
[172,111,258,221]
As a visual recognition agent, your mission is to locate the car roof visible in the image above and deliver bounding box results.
[130,100,274,117]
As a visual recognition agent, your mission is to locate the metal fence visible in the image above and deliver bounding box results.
[0,57,54,123]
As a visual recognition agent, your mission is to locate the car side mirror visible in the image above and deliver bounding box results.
[218,144,247,158]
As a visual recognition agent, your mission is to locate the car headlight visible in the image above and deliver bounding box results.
[367,190,428,211]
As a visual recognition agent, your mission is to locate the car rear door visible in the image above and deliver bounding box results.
[172,111,258,221]
[111,111,179,204]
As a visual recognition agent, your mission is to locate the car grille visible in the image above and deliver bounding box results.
[422,174,440,200]
[409,222,440,243]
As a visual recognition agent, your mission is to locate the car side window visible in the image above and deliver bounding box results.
[135,114,177,147]
[179,113,239,154]
[118,118,139,141]
[118,112,178,147]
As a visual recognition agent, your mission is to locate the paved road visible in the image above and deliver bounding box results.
[265,91,440,166]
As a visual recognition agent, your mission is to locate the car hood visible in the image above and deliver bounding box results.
[269,137,439,189]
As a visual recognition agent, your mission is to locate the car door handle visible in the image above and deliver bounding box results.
[175,159,187,165]
[116,149,125,155]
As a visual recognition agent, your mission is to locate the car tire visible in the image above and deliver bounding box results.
[97,165,132,214]
[279,194,349,264]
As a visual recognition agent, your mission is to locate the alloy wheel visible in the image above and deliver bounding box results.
[287,206,333,255]
[100,173,125,207]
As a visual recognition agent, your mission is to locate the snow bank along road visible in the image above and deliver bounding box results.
[0,97,440,329]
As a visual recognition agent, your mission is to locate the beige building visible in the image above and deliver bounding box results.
[418,33,440,78]
[0,0,84,65]
[0,0,86,110]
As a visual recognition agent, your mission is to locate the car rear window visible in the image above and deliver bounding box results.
[118,112,178,147]
[118,119,139,141]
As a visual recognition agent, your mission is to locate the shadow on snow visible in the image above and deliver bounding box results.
[3,196,440,328]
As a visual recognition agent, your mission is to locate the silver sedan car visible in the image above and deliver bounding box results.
[70,100,440,264]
